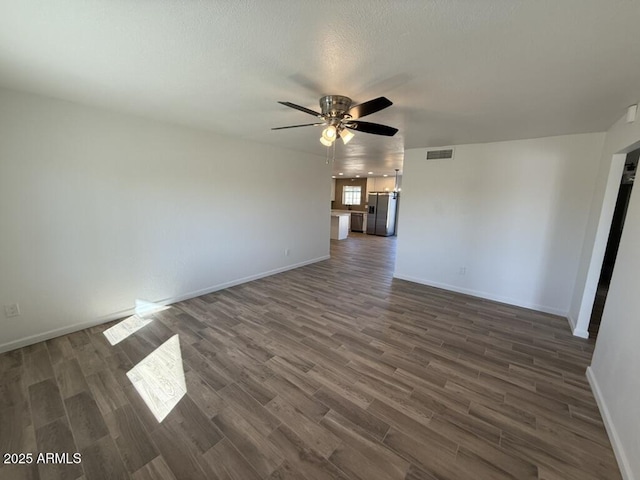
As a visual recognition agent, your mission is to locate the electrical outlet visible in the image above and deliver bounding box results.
[458,267,467,275]
[284,248,290,256]
[4,304,20,318]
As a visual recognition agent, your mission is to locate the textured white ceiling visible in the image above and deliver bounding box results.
[1,1,639,176]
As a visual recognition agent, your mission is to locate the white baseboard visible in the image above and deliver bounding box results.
[573,328,590,339]
[392,273,568,317]
[566,313,590,338]
[586,367,634,480]
[0,317,120,354]
[162,255,330,305]
[0,255,330,354]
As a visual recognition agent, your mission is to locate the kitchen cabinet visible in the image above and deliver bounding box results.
[330,213,350,240]
[331,210,368,233]
[366,176,400,196]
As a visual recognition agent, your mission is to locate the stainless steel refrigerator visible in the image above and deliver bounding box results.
[366,193,398,236]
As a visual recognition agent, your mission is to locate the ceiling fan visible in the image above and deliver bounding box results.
[272,95,398,146]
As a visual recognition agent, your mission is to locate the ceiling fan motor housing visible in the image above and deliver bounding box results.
[273,95,397,137]
[320,95,352,119]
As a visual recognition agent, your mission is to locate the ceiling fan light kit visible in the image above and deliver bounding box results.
[273,94,398,147]
[339,128,354,144]
[319,136,333,147]
[322,124,337,141]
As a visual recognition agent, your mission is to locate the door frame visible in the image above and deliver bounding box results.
[573,144,640,337]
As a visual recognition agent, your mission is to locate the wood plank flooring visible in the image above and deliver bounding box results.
[0,233,621,479]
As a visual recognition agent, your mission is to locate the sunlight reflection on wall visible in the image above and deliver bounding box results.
[103,299,170,345]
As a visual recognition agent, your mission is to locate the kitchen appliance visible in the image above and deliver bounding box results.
[350,212,364,232]
[367,193,398,236]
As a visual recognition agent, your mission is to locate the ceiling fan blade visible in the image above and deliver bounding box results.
[278,101,322,117]
[271,123,324,130]
[348,96,393,119]
[346,120,398,136]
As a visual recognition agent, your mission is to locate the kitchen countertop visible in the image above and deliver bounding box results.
[331,210,367,215]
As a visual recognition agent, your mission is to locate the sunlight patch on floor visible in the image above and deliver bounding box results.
[126,334,186,422]
[103,315,154,345]
[103,299,171,345]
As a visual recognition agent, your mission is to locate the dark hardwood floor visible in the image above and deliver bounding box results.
[0,233,622,479]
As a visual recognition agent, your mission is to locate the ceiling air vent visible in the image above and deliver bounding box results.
[426,148,454,160]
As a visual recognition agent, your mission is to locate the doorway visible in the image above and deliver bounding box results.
[330,174,402,237]
[588,148,638,338]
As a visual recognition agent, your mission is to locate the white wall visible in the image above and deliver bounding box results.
[585,112,640,480]
[395,133,605,315]
[0,88,330,352]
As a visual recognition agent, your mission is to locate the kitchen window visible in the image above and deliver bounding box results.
[342,185,362,205]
